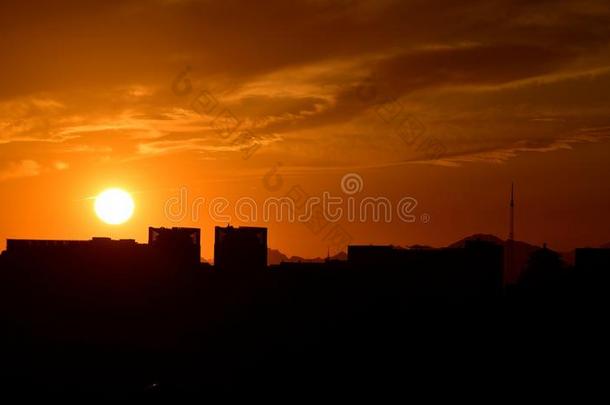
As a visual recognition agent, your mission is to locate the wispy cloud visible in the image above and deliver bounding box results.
[0,160,41,182]
[1,0,610,170]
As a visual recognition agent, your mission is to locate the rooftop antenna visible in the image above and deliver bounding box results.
[509,182,515,242]
[505,182,515,284]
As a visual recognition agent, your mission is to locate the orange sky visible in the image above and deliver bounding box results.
[1,0,609,259]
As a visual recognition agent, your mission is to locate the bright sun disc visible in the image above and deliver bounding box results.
[94,188,134,225]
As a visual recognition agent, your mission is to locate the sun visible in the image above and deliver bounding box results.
[94,188,135,225]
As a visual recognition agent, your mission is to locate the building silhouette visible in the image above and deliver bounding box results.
[575,247,610,289]
[214,225,267,270]
[0,228,204,354]
[575,248,610,272]
[4,227,201,270]
[5,237,150,268]
[348,240,503,297]
[2,224,606,395]
[148,226,201,266]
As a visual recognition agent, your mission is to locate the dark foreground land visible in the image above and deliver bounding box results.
[0,249,608,398]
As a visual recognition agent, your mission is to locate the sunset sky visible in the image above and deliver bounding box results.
[1,0,609,259]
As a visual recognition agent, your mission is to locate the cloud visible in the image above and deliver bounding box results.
[54,161,69,170]
[1,0,610,169]
[0,160,42,181]
[409,126,610,166]
[0,158,75,182]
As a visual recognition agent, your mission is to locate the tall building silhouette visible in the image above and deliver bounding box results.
[214,225,267,270]
[148,226,201,266]
[509,182,515,241]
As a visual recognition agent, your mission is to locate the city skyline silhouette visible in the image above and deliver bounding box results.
[2,0,610,398]
[2,221,609,396]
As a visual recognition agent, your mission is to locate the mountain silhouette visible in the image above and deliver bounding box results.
[267,248,347,265]
[448,233,539,283]
[447,233,505,247]
[269,234,536,281]
[268,233,598,283]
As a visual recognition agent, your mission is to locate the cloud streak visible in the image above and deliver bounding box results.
[1,0,610,170]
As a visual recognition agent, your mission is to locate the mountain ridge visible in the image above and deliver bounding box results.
[258,233,608,273]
